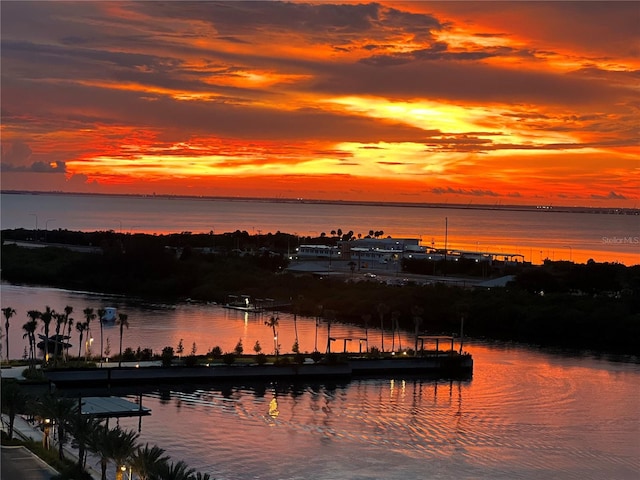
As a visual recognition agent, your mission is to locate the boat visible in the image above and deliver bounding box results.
[223,294,263,313]
[223,295,289,313]
[101,307,117,323]
[37,334,72,351]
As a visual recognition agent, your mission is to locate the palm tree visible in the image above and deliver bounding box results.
[82,308,96,361]
[314,304,323,352]
[2,307,16,362]
[118,313,129,367]
[264,315,279,356]
[391,311,401,352]
[40,306,55,364]
[109,426,139,480]
[156,460,195,480]
[361,313,371,353]
[52,312,65,365]
[293,295,303,350]
[62,305,73,361]
[1,380,28,440]
[76,322,87,359]
[377,303,389,352]
[97,308,106,365]
[69,412,103,469]
[35,392,78,460]
[22,320,37,369]
[65,315,75,361]
[411,306,424,354]
[130,443,169,480]
[24,310,40,371]
[192,473,213,480]
[88,424,112,480]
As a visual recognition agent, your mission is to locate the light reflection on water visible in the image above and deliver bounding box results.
[2,283,640,479]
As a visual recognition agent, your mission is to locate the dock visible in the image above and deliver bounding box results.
[43,352,472,389]
[79,396,150,418]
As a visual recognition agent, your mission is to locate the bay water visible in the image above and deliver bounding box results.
[1,192,638,265]
[1,284,638,479]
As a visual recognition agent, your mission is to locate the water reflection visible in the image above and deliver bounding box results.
[3,283,640,479]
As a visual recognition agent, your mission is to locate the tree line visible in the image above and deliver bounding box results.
[1,230,639,355]
[2,306,131,369]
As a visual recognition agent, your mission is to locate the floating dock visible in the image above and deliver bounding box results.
[43,352,472,388]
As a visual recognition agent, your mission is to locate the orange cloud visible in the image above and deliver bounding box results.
[1,1,637,207]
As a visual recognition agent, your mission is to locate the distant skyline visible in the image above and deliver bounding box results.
[1,1,638,207]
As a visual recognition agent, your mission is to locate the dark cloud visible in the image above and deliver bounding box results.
[591,191,627,200]
[127,1,382,37]
[31,161,66,173]
[1,78,431,144]
[432,187,500,197]
[313,57,632,108]
[127,2,441,40]
[1,140,32,166]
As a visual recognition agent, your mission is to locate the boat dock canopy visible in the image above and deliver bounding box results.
[80,396,150,418]
[417,335,457,351]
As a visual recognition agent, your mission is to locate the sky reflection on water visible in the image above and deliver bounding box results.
[2,283,639,479]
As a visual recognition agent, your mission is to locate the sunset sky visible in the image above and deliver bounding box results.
[1,1,638,206]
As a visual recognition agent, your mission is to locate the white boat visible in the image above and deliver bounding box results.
[223,295,263,313]
[101,307,117,323]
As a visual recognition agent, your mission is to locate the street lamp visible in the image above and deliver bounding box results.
[45,219,55,242]
[29,213,38,240]
[563,245,573,262]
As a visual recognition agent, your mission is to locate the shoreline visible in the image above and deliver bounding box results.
[3,190,638,216]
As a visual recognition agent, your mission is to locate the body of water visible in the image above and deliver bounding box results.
[1,284,639,479]
[1,192,639,265]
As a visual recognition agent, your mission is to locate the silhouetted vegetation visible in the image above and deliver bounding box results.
[2,229,639,355]
[0,379,214,479]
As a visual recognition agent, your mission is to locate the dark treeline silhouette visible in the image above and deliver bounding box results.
[2,229,638,355]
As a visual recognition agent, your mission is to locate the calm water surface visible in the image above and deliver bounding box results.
[2,193,638,265]
[1,284,638,479]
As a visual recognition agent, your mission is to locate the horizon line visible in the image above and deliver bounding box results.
[1,189,638,214]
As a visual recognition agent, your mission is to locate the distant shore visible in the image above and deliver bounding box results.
[3,189,638,216]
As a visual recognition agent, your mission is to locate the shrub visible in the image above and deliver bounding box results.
[234,338,244,355]
[22,368,46,381]
[276,356,291,366]
[122,347,136,362]
[255,353,267,365]
[323,353,341,364]
[222,353,236,365]
[209,346,223,358]
[137,347,153,361]
[310,351,323,363]
[184,355,198,367]
[161,346,174,367]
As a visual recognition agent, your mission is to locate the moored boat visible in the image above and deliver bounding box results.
[101,307,117,323]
